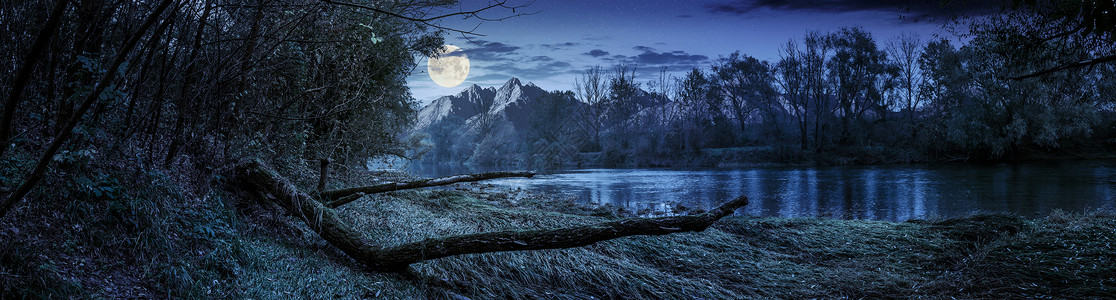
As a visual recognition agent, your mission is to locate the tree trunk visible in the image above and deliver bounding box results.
[229,160,748,272]
[164,0,211,166]
[0,0,69,157]
[320,171,536,206]
[318,158,330,194]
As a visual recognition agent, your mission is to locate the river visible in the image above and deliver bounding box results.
[403,160,1116,221]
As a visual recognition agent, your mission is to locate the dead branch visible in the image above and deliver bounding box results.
[320,171,536,207]
[319,0,536,36]
[1010,53,1116,80]
[229,160,747,272]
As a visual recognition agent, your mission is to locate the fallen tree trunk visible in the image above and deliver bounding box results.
[230,160,747,272]
[320,170,536,207]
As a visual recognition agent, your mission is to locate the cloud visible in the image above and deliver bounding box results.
[631,47,708,66]
[478,55,577,79]
[585,49,610,57]
[599,47,710,72]
[462,40,521,60]
[706,0,997,19]
[706,0,907,14]
[544,61,572,69]
[541,42,579,50]
[469,73,515,82]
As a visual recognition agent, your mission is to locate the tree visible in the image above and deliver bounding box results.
[601,64,641,158]
[524,91,581,167]
[826,27,899,144]
[886,33,925,136]
[777,39,810,150]
[803,31,834,149]
[918,39,967,116]
[935,0,1115,80]
[647,67,680,129]
[676,68,718,152]
[996,0,1116,79]
[606,64,641,127]
[712,51,780,144]
[575,66,607,151]
[942,4,1102,157]
[646,68,682,156]
[425,115,470,163]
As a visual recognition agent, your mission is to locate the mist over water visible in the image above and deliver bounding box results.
[407,161,1116,221]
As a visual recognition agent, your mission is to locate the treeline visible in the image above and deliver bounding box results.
[422,2,1115,167]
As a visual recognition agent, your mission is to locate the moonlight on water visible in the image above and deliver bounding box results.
[428,45,469,88]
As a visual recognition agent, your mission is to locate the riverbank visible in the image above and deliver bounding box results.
[653,145,1116,167]
[430,143,1116,170]
[4,178,1113,298]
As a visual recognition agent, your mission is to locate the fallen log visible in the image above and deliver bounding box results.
[229,160,747,272]
[320,170,536,207]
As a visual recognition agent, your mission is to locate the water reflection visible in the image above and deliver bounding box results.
[406,161,1116,221]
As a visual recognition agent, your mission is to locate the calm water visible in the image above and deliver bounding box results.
[404,161,1116,221]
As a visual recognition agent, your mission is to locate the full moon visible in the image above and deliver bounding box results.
[428,45,469,88]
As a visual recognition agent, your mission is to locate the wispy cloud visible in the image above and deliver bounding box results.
[484,60,575,79]
[600,46,709,71]
[541,42,579,50]
[706,0,997,19]
[463,40,521,61]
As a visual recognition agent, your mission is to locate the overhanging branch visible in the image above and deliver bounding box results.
[1010,53,1116,80]
[318,0,536,36]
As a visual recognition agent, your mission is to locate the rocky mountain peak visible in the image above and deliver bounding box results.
[413,77,558,133]
[501,77,522,89]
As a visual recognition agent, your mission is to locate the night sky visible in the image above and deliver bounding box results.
[407,0,982,105]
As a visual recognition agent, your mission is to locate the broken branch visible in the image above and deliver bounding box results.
[374,195,748,271]
[321,171,536,207]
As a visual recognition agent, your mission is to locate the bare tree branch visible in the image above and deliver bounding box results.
[321,171,536,207]
[319,0,536,36]
[1010,53,1116,80]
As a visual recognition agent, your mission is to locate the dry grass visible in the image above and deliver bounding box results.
[226,187,1116,299]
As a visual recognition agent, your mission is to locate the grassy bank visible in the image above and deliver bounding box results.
[3,170,1114,298]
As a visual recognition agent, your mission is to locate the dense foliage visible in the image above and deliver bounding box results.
[0,0,462,216]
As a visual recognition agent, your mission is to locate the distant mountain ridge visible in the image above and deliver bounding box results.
[413,77,552,134]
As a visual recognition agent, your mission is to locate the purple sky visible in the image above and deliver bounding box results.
[406,0,981,105]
